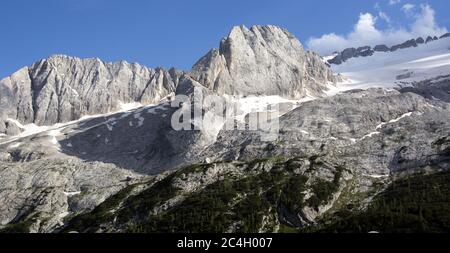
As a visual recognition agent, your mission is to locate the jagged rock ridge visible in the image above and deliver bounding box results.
[0,55,183,134]
[1,25,338,136]
[190,25,337,98]
[328,32,450,65]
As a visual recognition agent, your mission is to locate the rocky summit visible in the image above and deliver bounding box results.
[190,25,337,98]
[0,24,449,233]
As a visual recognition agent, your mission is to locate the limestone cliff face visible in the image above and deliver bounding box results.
[0,55,182,128]
[0,25,338,135]
[190,25,337,98]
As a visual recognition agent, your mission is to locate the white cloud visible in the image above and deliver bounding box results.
[411,4,448,36]
[402,3,415,14]
[389,0,401,5]
[307,4,448,55]
[374,2,381,10]
[379,11,391,24]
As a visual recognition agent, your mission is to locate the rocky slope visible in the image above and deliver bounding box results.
[56,84,450,232]
[58,159,450,233]
[0,25,337,137]
[0,55,183,135]
[1,83,449,233]
[0,25,449,233]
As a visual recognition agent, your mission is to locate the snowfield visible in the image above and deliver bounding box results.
[329,37,450,92]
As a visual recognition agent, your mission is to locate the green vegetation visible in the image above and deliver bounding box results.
[0,205,41,233]
[278,224,300,233]
[233,194,273,233]
[62,184,138,233]
[125,159,315,233]
[63,156,346,233]
[62,174,179,233]
[117,174,180,223]
[174,163,210,176]
[129,178,240,233]
[123,155,347,233]
[307,167,343,211]
[127,170,284,233]
[5,153,450,234]
[275,175,308,213]
[309,171,450,233]
[0,215,38,233]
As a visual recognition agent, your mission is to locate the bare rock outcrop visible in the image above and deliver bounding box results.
[190,25,337,98]
[0,55,182,131]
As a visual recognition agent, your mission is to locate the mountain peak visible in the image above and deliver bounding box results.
[191,24,335,98]
[227,25,248,38]
[47,54,78,60]
[225,25,300,46]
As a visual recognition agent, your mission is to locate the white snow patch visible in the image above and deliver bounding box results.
[330,37,450,93]
[64,191,81,197]
[118,101,143,112]
[361,131,381,139]
[425,102,437,109]
[431,96,441,101]
[364,174,389,179]
[147,104,166,114]
[192,95,305,141]
[134,113,145,127]
[8,142,22,149]
[226,95,302,122]
[322,53,339,63]
[119,112,131,119]
[377,112,414,129]
[47,129,61,149]
[69,87,79,97]
[0,114,110,146]
[0,97,171,146]
[138,117,144,127]
[388,112,413,123]
[58,211,70,219]
[348,138,357,143]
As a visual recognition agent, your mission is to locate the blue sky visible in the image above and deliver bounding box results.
[0,0,449,78]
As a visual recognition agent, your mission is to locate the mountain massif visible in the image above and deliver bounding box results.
[0,25,449,233]
[0,56,183,135]
[0,25,336,137]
